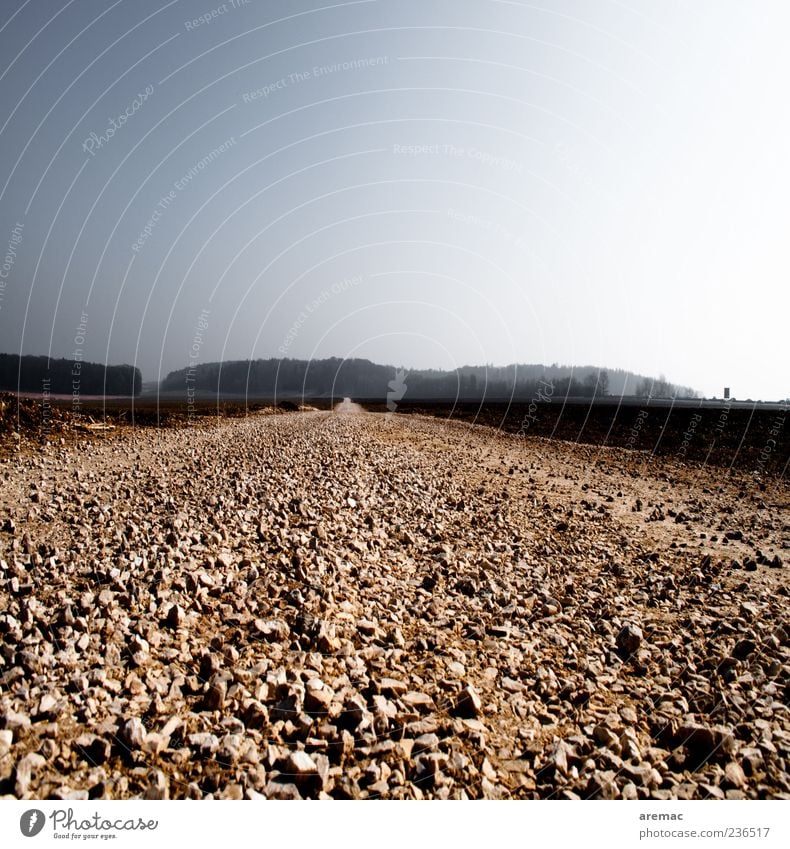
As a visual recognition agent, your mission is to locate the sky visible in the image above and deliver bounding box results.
[0,0,787,400]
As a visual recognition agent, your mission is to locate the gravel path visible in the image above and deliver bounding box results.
[0,408,787,799]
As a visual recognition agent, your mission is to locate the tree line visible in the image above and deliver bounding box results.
[0,354,142,396]
[161,357,699,401]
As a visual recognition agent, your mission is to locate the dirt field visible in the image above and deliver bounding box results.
[0,404,787,799]
[361,399,789,477]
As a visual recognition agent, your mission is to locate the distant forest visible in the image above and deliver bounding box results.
[0,354,142,396]
[161,357,699,400]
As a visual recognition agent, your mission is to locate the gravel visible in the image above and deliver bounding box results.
[0,406,788,799]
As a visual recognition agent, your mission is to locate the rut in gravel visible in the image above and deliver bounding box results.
[0,408,787,800]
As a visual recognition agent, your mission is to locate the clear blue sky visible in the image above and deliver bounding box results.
[0,0,787,399]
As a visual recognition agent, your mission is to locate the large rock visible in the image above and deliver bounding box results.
[75,734,111,765]
[253,619,290,642]
[616,623,643,655]
[284,751,322,793]
[119,717,146,750]
[678,724,736,765]
[452,685,482,718]
[15,752,46,797]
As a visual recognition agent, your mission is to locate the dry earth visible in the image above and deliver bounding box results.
[0,404,788,800]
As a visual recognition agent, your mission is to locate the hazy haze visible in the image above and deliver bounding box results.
[0,0,787,399]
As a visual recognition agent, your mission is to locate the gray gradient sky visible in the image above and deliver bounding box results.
[0,0,787,399]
